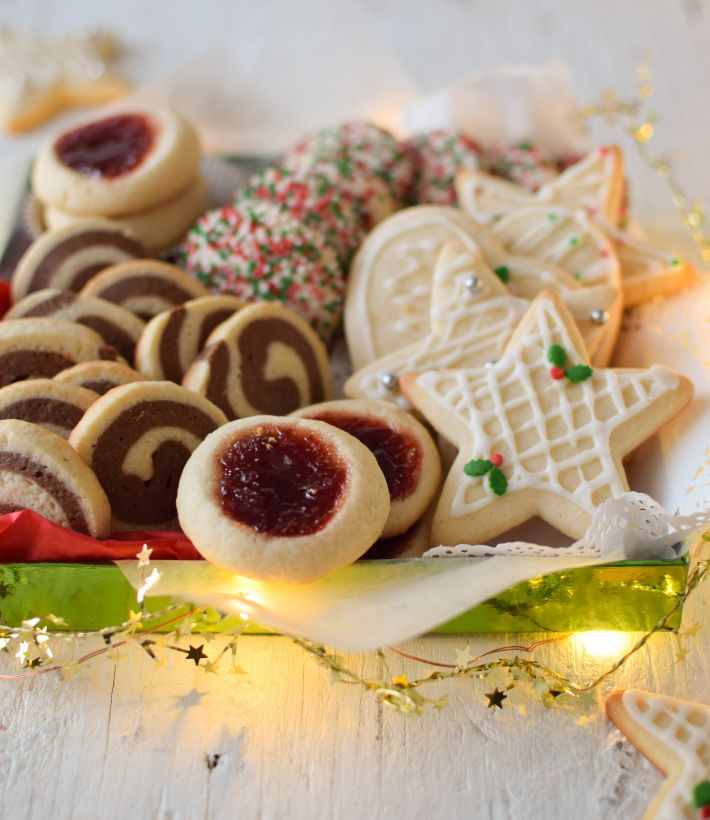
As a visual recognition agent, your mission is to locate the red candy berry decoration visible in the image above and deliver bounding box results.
[549,366,566,380]
[489,453,503,468]
[547,345,593,383]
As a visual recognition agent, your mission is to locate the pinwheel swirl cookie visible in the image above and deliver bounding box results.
[606,690,710,820]
[11,221,144,301]
[7,288,146,362]
[400,289,693,545]
[177,416,390,583]
[0,318,121,388]
[0,379,97,439]
[292,399,441,538]
[69,381,227,530]
[135,295,244,382]
[53,361,147,395]
[0,419,110,537]
[183,302,332,420]
[80,259,208,319]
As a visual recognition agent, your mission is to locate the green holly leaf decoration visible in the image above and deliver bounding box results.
[493,265,510,284]
[693,780,710,808]
[487,467,508,496]
[547,344,567,368]
[565,364,593,383]
[464,459,492,477]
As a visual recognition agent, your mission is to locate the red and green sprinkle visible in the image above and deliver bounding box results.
[464,454,508,496]
[547,344,593,383]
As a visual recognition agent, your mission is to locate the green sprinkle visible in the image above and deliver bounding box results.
[565,364,593,383]
[463,459,492,477]
[570,235,580,247]
[670,257,681,267]
[547,213,558,222]
[573,272,583,281]
[693,781,710,809]
[547,344,567,368]
[492,213,503,222]
[488,467,508,496]
[493,265,510,284]
[518,141,532,151]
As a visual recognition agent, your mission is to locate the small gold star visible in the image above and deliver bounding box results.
[136,544,153,567]
[454,646,475,667]
[485,687,508,709]
[392,674,410,688]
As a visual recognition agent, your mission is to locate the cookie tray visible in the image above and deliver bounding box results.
[0,557,688,634]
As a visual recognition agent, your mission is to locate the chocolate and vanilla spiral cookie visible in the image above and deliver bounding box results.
[182,302,332,420]
[7,288,146,362]
[0,318,122,388]
[0,379,97,439]
[69,380,227,530]
[0,418,111,537]
[54,361,147,395]
[135,295,244,382]
[80,259,208,319]
[11,221,145,301]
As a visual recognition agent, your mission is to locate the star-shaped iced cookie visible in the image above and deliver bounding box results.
[457,146,626,228]
[456,151,696,307]
[400,289,693,545]
[345,240,619,404]
[345,205,622,370]
[606,689,710,819]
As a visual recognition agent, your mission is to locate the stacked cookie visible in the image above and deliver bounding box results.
[32,108,207,253]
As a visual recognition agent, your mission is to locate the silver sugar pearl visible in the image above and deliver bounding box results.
[380,372,398,390]
[484,360,497,368]
[590,309,609,325]
[463,275,481,293]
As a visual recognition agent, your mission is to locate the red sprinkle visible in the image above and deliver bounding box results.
[550,366,566,380]
[489,453,503,467]
[700,805,710,819]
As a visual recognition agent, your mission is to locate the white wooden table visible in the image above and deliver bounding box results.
[0,2,709,818]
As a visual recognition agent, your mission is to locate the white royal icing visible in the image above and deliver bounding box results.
[622,690,710,820]
[416,295,683,520]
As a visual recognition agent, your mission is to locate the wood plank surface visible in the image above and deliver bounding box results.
[0,1,709,818]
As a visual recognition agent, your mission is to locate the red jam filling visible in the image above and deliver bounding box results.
[218,425,347,537]
[55,114,155,178]
[311,412,421,502]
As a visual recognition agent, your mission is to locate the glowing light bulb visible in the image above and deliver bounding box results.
[574,630,630,658]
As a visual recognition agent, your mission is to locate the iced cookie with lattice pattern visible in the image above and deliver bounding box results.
[606,689,710,820]
[0,29,128,134]
[458,146,626,228]
[344,205,621,370]
[345,241,618,407]
[400,289,693,545]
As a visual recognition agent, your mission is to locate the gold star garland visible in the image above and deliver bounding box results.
[579,56,710,264]
[0,552,707,714]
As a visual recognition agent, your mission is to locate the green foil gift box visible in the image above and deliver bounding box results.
[0,555,689,635]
